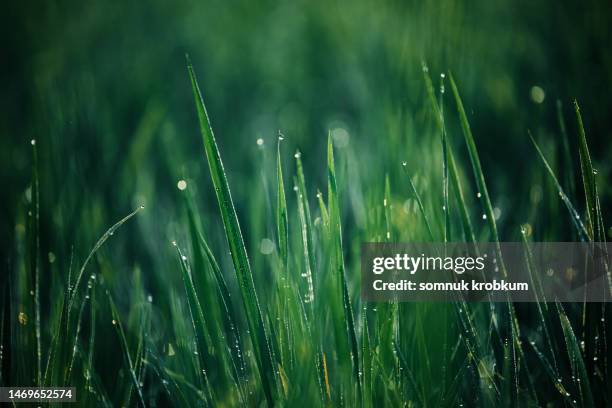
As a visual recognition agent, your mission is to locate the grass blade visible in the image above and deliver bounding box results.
[107,293,146,407]
[277,137,289,269]
[173,242,215,405]
[528,131,589,240]
[29,139,42,386]
[574,101,596,240]
[401,164,435,241]
[557,302,595,407]
[448,73,502,261]
[67,205,144,324]
[327,134,361,401]
[187,59,278,404]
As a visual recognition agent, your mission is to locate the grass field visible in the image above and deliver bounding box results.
[1,1,611,406]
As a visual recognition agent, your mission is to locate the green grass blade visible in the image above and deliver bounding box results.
[277,138,289,269]
[574,101,596,240]
[30,139,42,386]
[556,302,595,407]
[384,174,392,241]
[173,242,215,405]
[67,205,144,324]
[184,196,247,396]
[556,100,576,200]
[527,131,589,240]
[422,64,475,246]
[187,60,278,404]
[295,151,317,299]
[107,292,146,407]
[327,134,361,401]
[401,164,435,241]
[316,189,329,230]
[448,74,502,257]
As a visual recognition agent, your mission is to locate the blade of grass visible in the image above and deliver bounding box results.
[422,63,476,247]
[327,134,361,401]
[277,136,289,269]
[556,100,576,200]
[574,101,596,240]
[187,59,278,404]
[401,164,435,241]
[173,242,215,405]
[448,73,503,268]
[29,139,41,386]
[107,292,146,407]
[557,302,595,407]
[295,151,317,299]
[184,195,247,399]
[67,205,144,324]
[527,131,589,240]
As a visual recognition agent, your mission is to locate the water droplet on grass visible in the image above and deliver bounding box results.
[177,180,187,190]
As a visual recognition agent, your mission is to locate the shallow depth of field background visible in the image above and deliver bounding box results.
[1,0,612,406]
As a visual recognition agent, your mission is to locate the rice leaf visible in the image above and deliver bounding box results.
[327,134,361,401]
[574,101,596,240]
[187,59,278,404]
[528,131,589,240]
[277,138,289,269]
[557,302,595,407]
[173,242,215,405]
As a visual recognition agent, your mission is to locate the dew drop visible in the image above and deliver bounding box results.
[256,138,264,146]
[177,180,187,191]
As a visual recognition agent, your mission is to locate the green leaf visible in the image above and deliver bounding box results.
[327,133,361,401]
[187,59,278,405]
[574,101,597,240]
[277,138,289,268]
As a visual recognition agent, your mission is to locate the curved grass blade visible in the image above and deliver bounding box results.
[187,59,278,405]
[67,205,144,324]
[29,139,42,386]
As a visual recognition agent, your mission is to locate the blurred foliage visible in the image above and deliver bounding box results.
[1,0,611,406]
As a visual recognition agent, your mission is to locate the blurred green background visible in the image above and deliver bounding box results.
[2,1,611,246]
[1,0,612,405]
